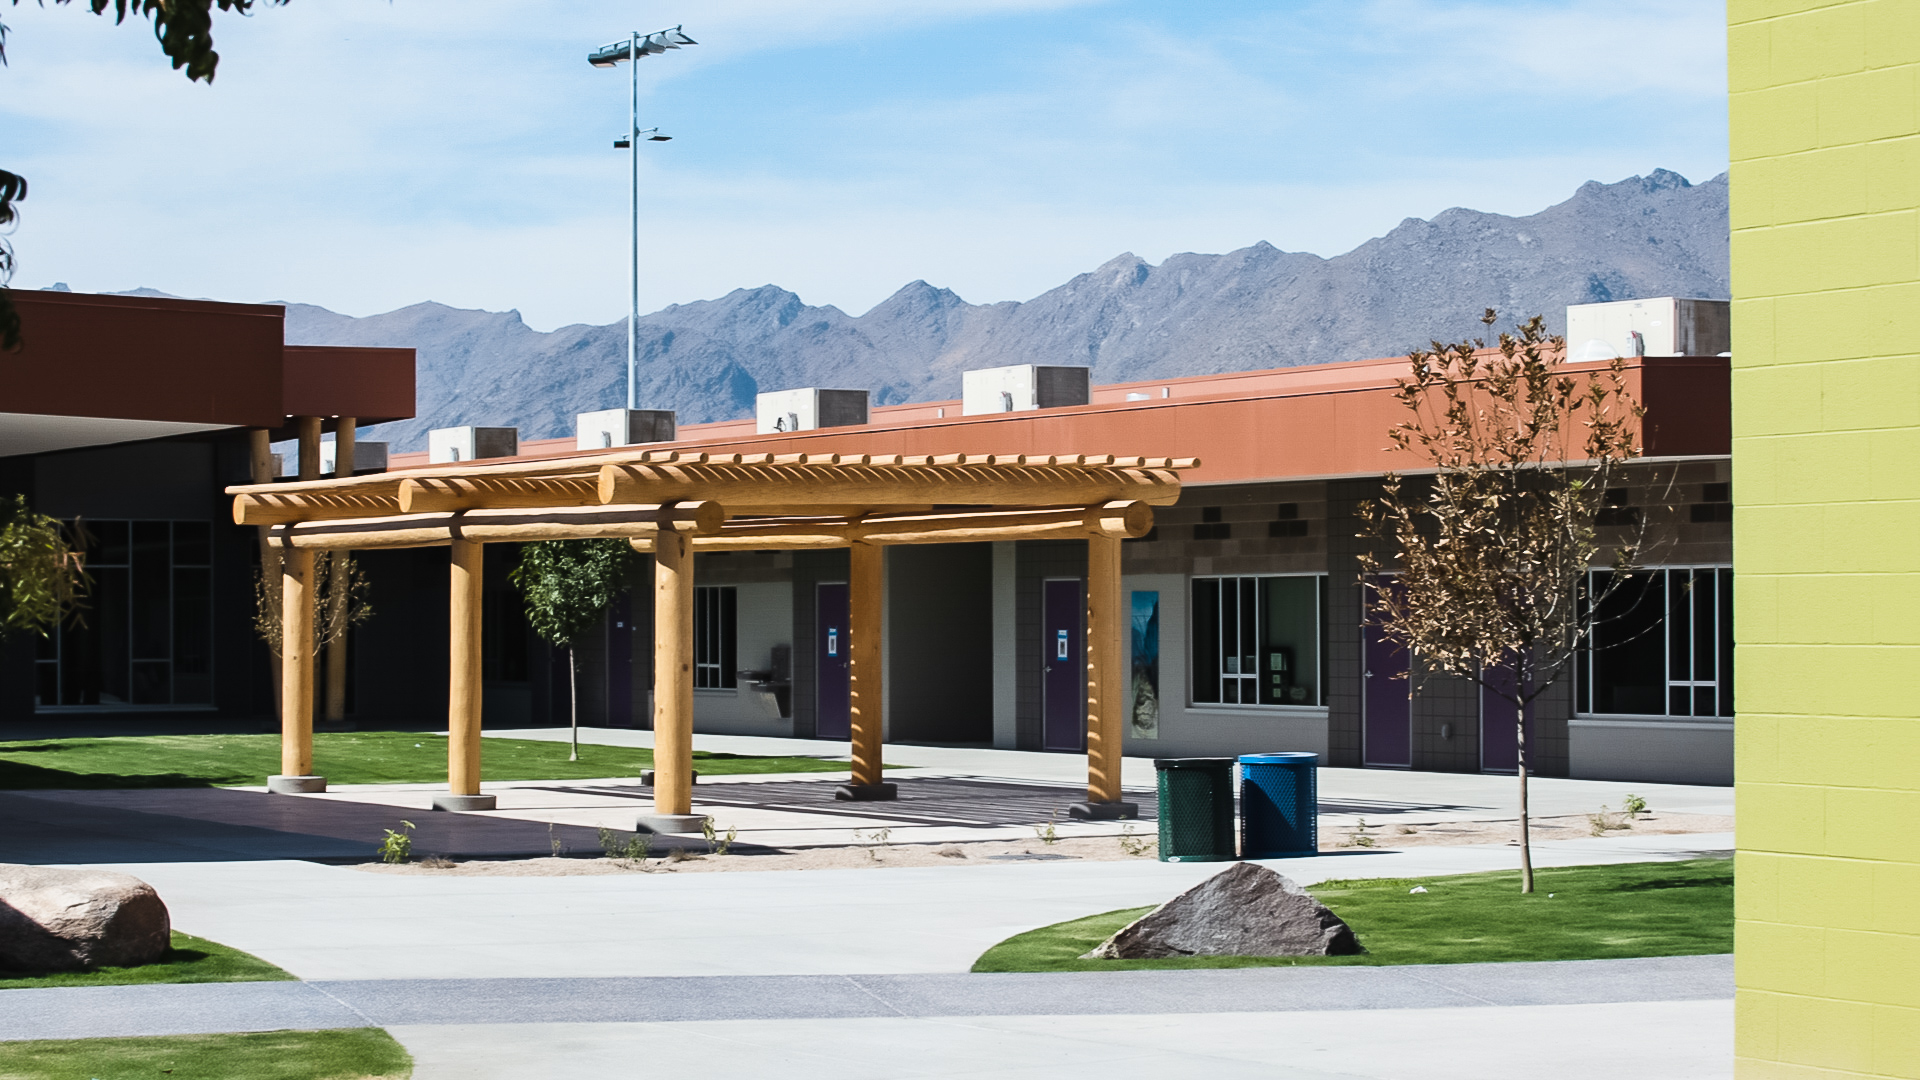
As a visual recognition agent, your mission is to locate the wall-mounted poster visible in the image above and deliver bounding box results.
[1130,590,1160,739]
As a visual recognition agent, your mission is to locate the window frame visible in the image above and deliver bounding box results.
[693,584,738,691]
[1189,572,1328,710]
[1576,564,1734,720]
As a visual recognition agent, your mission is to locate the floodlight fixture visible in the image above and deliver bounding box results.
[589,24,696,410]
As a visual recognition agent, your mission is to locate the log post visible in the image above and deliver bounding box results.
[295,416,322,481]
[641,525,703,832]
[837,541,896,800]
[436,537,494,811]
[1071,532,1137,819]
[266,547,324,794]
[324,418,355,724]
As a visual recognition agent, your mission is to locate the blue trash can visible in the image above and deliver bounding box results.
[1238,752,1318,857]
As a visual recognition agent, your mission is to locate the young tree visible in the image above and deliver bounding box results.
[1359,311,1650,894]
[509,539,645,762]
[252,552,372,670]
[0,496,88,640]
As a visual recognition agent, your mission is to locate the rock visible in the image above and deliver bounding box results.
[1084,862,1359,959]
[0,864,171,973]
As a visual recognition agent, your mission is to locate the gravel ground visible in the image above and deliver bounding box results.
[352,812,1729,877]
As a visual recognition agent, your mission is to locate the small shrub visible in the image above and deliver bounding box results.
[702,817,737,856]
[1588,804,1632,835]
[1034,814,1059,846]
[1118,824,1155,857]
[1349,818,1376,848]
[599,827,651,863]
[377,820,415,865]
[854,826,892,860]
[1622,793,1648,818]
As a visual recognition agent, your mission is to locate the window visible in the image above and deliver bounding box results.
[36,521,214,709]
[1578,567,1733,718]
[1191,575,1326,706]
[693,586,737,689]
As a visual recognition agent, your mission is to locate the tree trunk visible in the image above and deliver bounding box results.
[1517,652,1534,894]
[568,645,580,762]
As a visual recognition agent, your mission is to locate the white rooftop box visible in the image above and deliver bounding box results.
[428,426,518,464]
[755,388,869,434]
[321,440,389,475]
[576,409,676,450]
[1566,297,1730,360]
[961,364,1091,415]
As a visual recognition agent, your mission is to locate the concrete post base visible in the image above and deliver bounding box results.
[1068,800,1140,821]
[640,770,699,787]
[834,783,899,801]
[267,775,327,794]
[430,793,497,812]
[636,813,709,835]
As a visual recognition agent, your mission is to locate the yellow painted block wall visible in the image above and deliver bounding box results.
[1731,1,1920,1077]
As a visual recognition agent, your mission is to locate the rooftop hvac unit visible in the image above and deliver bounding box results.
[961,364,1091,415]
[754,388,869,434]
[576,408,677,450]
[1566,297,1730,360]
[427,426,518,464]
[320,441,389,475]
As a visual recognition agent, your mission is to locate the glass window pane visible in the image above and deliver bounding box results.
[1668,569,1692,686]
[131,660,171,706]
[173,521,211,566]
[1191,579,1220,704]
[172,567,212,704]
[1261,576,1321,706]
[1591,571,1665,714]
[1239,578,1258,679]
[89,521,130,566]
[721,586,737,688]
[1694,569,1717,685]
[130,522,170,661]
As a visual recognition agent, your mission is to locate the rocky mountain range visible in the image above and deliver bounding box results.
[276,168,1729,451]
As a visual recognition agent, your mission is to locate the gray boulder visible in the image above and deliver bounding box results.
[1086,862,1359,959]
[0,864,171,973]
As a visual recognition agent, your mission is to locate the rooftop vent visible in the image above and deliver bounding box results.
[576,408,676,451]
[1566,297,1730,360]
[961,364,1091,416]
[755,388,869,434]
[428,426,517,464]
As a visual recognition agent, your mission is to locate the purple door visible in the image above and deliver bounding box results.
[815,583,850,739]
[1043,579,1084,751]
[1362,582,1411,767]
[1479,661,1534,773]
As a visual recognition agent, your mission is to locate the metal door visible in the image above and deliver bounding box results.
[1361,580,1411,767]
[1042,578,1084,751]
[1479,661,1534,773]
[815,583,850,739]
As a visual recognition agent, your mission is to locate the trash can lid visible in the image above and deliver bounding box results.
[1238,752,1319,765]
[1153,757,1236,769]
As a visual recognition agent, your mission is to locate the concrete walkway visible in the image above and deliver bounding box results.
[73,831,1728,982]
[0,955,1730,1040]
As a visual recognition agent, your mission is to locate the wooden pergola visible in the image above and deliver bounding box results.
[230,449,1195,827]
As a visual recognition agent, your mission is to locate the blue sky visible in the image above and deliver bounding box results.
[1,0,1728,330]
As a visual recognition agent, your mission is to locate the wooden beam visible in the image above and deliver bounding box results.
[625,502,1154,552]
[652,528,696,818]
[399,475,601,514]
[324,419,355,725]
[598,462,1182,509]
[1085,532,1124,805]
[280,548,316,778]
[268,501,726,550]
[294,416,322,482]
[847,541,885,790]
[448,538,484,796]
[234,492,404,526]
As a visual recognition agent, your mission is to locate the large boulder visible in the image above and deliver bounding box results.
[1086,862,1360,959]
[0,864,171,973]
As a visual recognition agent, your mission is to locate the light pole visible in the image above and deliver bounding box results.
[588,25,696,412]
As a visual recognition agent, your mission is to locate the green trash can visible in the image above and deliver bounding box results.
[1154,758,1236,862]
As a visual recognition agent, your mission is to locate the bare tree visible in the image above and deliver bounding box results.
[1358,310,1650,893]
[253,552,372,660]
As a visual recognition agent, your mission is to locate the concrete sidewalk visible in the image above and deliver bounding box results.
[79,832,1730,982]
[0,956,1730,1041]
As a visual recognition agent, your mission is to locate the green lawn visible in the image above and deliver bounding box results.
[0,1028,410,1080]
[0,931,293,990]
[972,858,1733,972]
[0,731,861,789]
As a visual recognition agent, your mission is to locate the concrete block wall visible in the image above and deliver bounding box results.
[1730,3,1920,1076]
